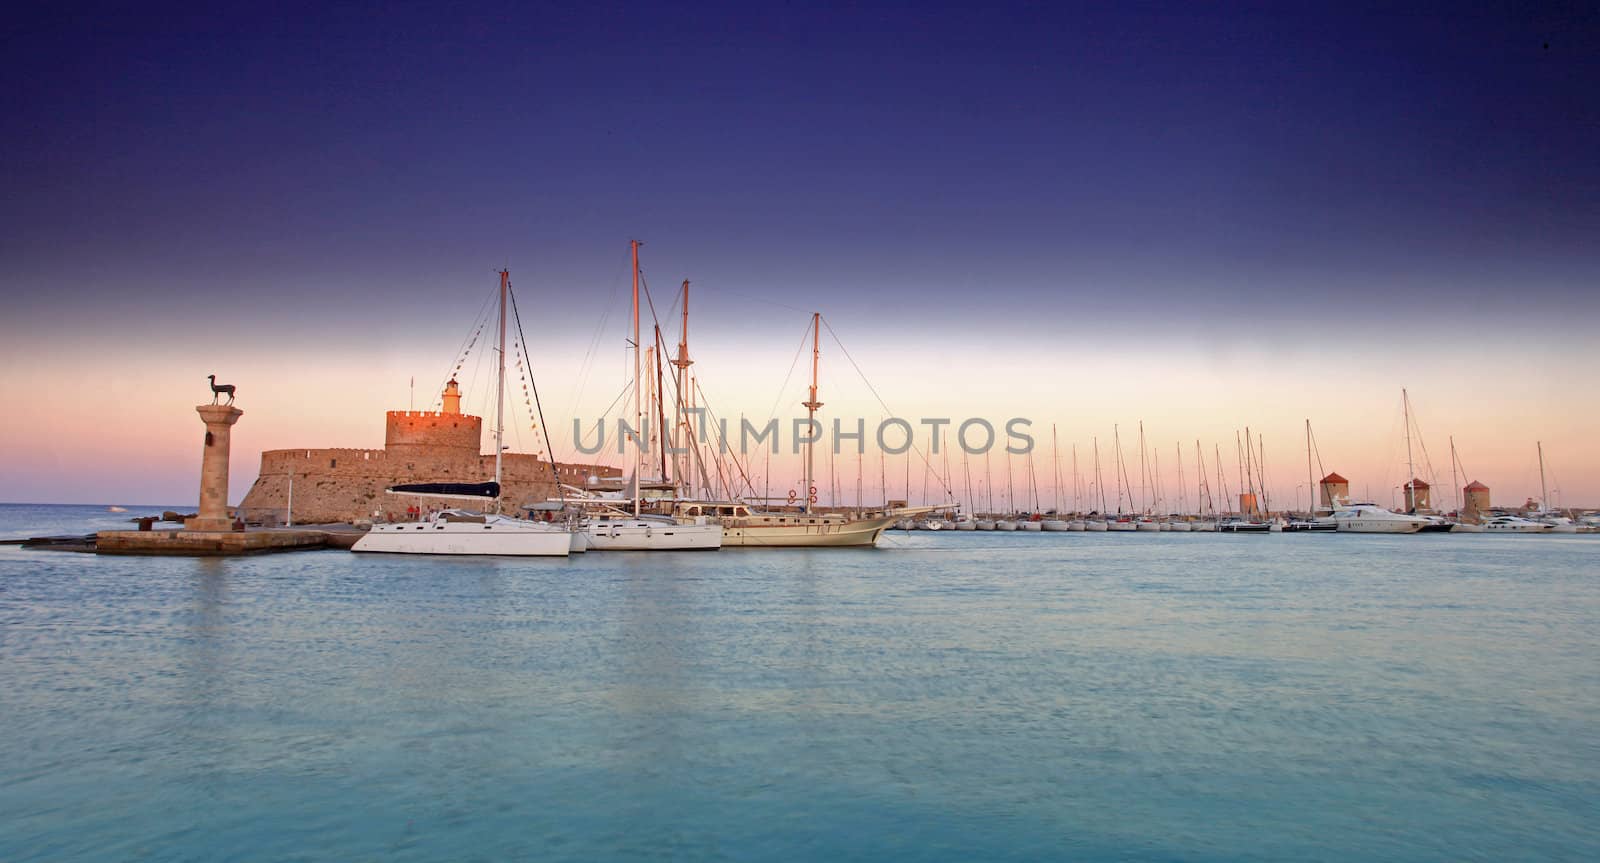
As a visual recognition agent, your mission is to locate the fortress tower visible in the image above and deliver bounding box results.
[385,379,482,458]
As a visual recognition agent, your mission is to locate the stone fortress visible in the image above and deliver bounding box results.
[239,379,620,524]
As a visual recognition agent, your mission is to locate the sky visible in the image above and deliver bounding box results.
[2,1,1597,509]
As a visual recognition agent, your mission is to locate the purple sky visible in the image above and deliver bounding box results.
[2,2,1597,505]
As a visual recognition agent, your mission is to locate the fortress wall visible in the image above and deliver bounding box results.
[241,446,624,524]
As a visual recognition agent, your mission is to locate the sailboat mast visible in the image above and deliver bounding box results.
[1094,436,1106,513]
[493,269,508,513]
[631,241,642,517]
[672,279,694,498]
[1403,388,1415,511]
[1305,419,1314,515]
[1450,436,1460,514]
[1538,441,1548,510]
[802,312,822,514]
[1176,443,1186,516]
[1113,424,1124,513]
[1052,424,1061,513]
[1072,442,1080,515]
[1138,421,1148,514]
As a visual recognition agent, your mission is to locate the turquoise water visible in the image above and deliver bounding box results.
[2,504,1597,861]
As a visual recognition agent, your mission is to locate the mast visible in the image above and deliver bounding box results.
[494,269,508,513]
[1257,432,1270,517]
[1094,436,1106,513]
[1403,388,1415,511]
[1138,421,1149,514]
[984,447,993,514]
[1305,420,1314,515]
[1450,436,1460,515]
[631,241,642,517]
[1538,441,1548,511]
[671,279,694,497]
[1052,424,1061,514]
[1113,424,1124,514]
[654,326,668,485]
[801,312,821,513]
[1072,442,1080,515]
[1176,443,1186,517]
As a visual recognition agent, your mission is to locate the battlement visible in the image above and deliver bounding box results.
[385,410,482,420]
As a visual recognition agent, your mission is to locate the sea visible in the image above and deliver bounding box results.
[2,502,1597,862]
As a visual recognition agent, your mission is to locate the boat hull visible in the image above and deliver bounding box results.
[353,518,572,556]
[1040,519,1069,531]
[720,515,897,547]
[1336,521,1423,534]
[584,520,722,550]
[1084,520,1108,532]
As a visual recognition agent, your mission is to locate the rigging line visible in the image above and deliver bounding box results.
[552,377,634,470]
[687,280,810,315]
[763,320,816,424]
[818,316,954,496]
[508,282,566,505]
[434,282,498,408]
[694,380,761,499]
[565,253,629,431]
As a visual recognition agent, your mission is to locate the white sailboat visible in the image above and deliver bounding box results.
[1041,426,1070,531]
[354,271,573,557]
[578,243,723,551]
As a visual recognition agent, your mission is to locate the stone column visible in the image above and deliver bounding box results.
[186,404,244,532]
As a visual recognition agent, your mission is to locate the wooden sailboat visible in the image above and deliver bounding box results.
[668,312,933,546]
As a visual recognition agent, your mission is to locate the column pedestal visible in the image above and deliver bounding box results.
[186,404,244,531]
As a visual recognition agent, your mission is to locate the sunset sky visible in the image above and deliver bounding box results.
[3,2,1596,509]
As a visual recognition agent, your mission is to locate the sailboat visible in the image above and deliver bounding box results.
[667,312,930,546]
[571,243,722,551]
[1066,441,1087,530]
[353,271,574,557]
[1168,443,1192,531]
[1192,440,1217,532]
[1529,442,1593,532]
[1085,436,1109,531]
[1040,426,1069,530]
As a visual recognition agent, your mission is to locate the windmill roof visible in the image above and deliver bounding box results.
[1406,478,1431,489]
[1320,472,1348,484]
[1464,480,1490,491]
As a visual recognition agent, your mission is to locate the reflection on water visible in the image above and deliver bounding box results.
[1,511,1597,861]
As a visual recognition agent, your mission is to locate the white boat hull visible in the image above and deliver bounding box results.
[954,520,976,531]
[1135,520,1161,532]
[354,514,572,556]
[995,520,1018,531]
[1336,520,1423,534]
[1168,521,1192,532]
[1084,520,1108,532]
[583,519,722,550]
[1068,520,1087,531]
[1450,522,1485,533]
[975,520,996,531]
[1018,521,1042,531]
[1107,521,1137,532]
[1040,519,1070,531]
